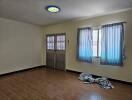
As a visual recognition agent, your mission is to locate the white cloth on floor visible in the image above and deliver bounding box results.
[79,73,114,89]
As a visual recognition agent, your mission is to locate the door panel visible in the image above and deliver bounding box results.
[46,51,55,69]
[46,34,66,71]
[55,51,65,70]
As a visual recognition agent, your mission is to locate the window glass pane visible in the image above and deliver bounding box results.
[47,36,54,43]
[57,42,65,50]
[47,36,54,50]
[93,45,97,57]
[99,29,102,57]
[57,35,65,50]
[57,42,61,50]
[62,42,65,50]
[92,29,102,57]
[60,42,65,50]
[92,30,98,57]
[51,43,54,49]
[93,30,98,42]
[57,35,65,42]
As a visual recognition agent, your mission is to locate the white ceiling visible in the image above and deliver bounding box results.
[0,0,132,26]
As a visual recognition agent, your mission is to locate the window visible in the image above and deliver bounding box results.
[47,36,54,50]
[77,22,124,66]
[77,28,102,62]
[77,28,92,62]
[100,23,124,66]
[57,35,65,50]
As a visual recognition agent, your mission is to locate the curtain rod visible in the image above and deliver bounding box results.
[78,21,127,29]
[92,21,127,28]
[102,21,127,26]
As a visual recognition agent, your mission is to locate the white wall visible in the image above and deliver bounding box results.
[0,17,42,74]
[43,10,132,82]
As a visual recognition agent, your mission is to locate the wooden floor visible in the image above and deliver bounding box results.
[0,68,132,100]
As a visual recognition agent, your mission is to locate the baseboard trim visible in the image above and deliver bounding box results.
[108,78,132,85]
[1,67,131,85]
[66,69,132,85]
[0,65,46,77]
[66,69,81,74]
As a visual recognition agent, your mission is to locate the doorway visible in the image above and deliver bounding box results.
[46,33,66,71]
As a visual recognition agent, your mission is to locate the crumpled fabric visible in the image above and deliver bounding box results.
[79,73,114,89]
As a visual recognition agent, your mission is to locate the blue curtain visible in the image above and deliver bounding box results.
[101,23,124,66]
[77,28,92,62]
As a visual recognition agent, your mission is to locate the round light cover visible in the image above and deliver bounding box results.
[45,5,60,13]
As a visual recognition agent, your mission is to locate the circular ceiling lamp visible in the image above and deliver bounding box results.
[45,5,61,13]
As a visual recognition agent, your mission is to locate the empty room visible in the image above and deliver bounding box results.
[0,0,132,100]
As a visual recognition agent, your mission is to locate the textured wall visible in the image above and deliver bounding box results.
[0,17,42,74]
[43,10,132,82]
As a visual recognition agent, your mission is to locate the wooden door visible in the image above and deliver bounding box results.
[55,34,66,70]
[46,35,55,69]
[46,34,66,71]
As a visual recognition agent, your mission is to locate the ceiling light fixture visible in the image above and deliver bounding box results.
[45,5,61,13]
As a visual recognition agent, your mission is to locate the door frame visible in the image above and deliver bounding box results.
[46,33,66,71]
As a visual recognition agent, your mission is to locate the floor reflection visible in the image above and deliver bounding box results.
[79,92,103,100]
